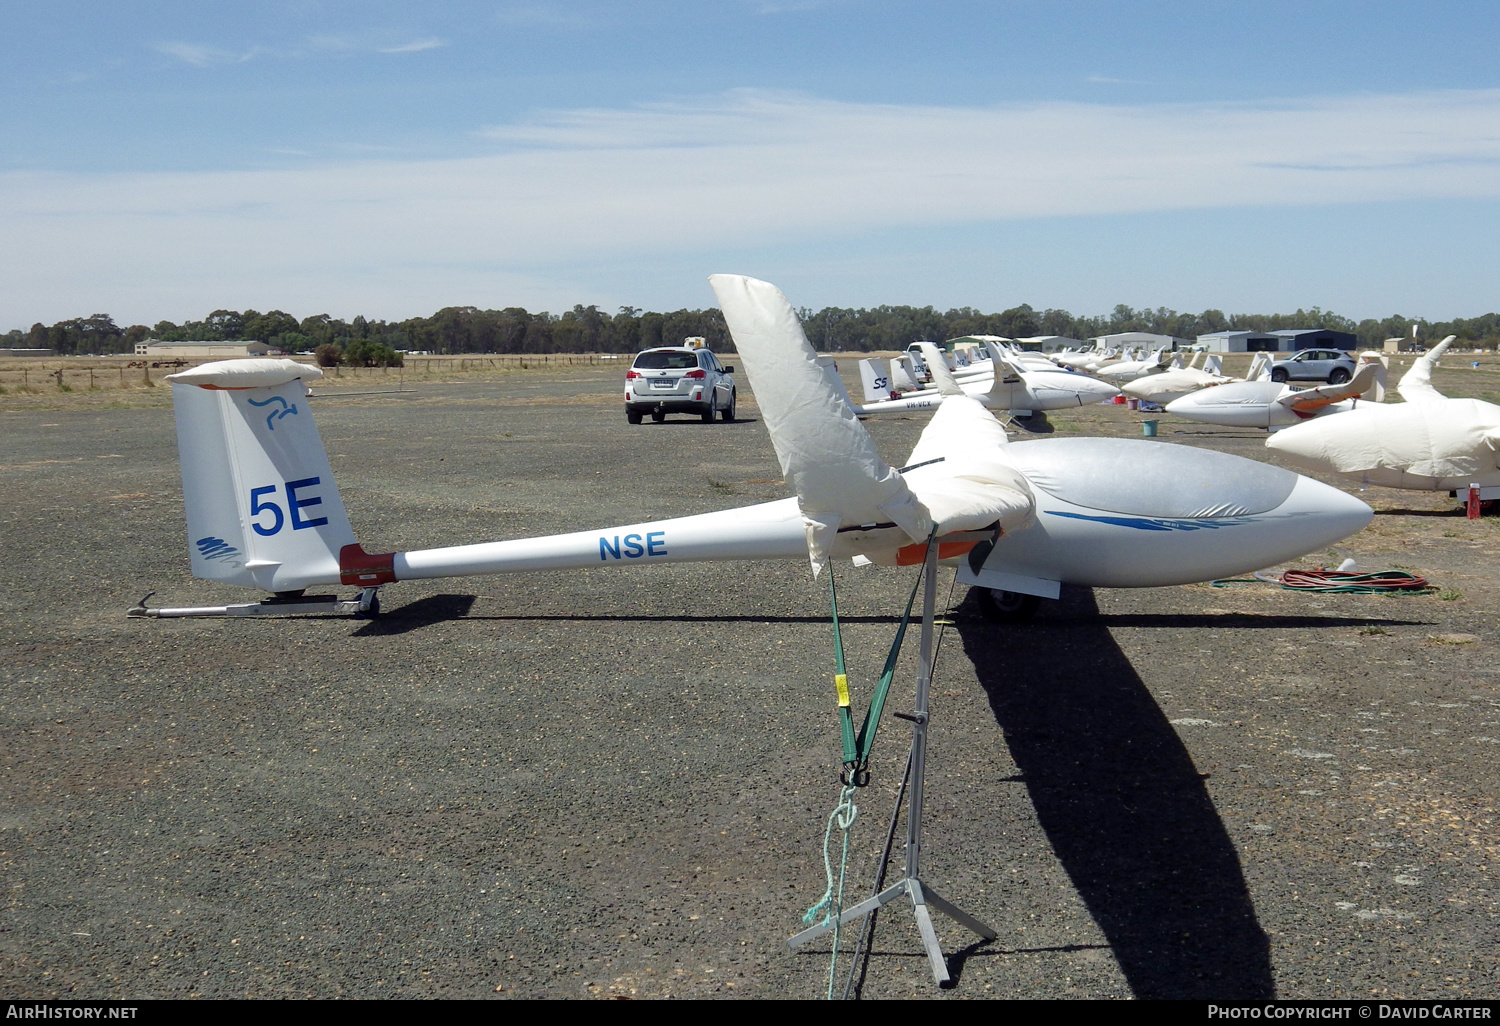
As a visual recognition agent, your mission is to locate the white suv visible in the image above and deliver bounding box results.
[625,347,737,423]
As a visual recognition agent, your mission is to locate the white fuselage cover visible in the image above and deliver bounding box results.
[977,437,1372,587]
[1264,398,1500,490]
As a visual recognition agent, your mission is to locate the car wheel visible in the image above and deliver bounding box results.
[975,588,1039,623]
[627,408,643,424]
[1270,368,1289,383]
[721,390,736,422]
[701,394,716,422]
[1328,367,1350,385]
[651,409,665,423]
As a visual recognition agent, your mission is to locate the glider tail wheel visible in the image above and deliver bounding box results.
[975,587,1040,623]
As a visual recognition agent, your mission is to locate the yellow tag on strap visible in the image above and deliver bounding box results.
[835,673,851,708]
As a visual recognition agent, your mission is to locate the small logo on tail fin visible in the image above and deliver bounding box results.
[195,536,242,562]
[248,395,300,430]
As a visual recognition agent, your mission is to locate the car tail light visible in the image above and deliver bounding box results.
[684,369,707,379]
[626,370,640,379]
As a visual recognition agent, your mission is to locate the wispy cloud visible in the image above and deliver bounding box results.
[154,41,260,67]
[378,38,446,54]
[7,89,1500,318]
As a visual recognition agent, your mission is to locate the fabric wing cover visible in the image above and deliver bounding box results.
[709,274,931,570]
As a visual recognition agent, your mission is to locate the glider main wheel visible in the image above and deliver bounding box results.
[975,587,1040,623]
[1270,367,1289,383]
[627,408,643,424]
[651,409,666,423]
[721,390,736,422]
[1327,367,1351,384]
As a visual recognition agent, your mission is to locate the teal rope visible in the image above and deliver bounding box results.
[801,784,859,1000]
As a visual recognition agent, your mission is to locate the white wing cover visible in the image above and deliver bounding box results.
[709,274,931,571]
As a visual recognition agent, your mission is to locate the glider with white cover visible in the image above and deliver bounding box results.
[140,278,1372,620]
[1264,336,1500,492]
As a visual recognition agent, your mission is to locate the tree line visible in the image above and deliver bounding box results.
[9,302,1500,357]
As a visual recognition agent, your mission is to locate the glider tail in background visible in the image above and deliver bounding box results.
[916,342,966,396]
[817,356,860,410]
[859,358,893,402]
[168,359,357,593]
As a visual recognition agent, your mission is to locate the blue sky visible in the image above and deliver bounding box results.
[5,1,1500,327]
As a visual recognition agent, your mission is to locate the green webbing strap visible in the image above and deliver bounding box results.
[853,564,925,767]
[826,530,936,785]
[828,570,858,767]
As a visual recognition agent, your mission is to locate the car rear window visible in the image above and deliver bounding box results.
[633,351,699,370]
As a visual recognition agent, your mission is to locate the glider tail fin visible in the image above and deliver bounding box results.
[858,357,893,402]
[917,342,965,396]
[168,359,359,593]
[1356,351,1389,402]
[817,356,859,409]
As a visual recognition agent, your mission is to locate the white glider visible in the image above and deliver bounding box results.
[854,341,1118,417]
[1264,337,1500,492]
[145,276,1371,621]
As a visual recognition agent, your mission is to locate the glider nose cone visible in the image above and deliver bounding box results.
[1264,421,1335,474]
[1079,376,1121,403]
[1163,393,1198,417]
[1285,472,1373,548]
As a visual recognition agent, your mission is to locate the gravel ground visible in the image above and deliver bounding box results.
[2,363,1497,1000]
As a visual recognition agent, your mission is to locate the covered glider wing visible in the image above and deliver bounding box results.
[903,396,1034,539]
[1397,335,1456,403]
[1278,362,1380,418]
[709,274,930,572]
[168,359,356,593]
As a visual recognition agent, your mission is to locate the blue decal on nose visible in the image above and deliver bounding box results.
[1045,511,1257,532]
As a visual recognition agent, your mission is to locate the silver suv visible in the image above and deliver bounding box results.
[625,346,736,423]
[1269,348,1357,384]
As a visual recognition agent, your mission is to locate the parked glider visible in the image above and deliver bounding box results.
[139,277,1371,621]
[854,342,1117,417]
[1164,360,1383,429]
[1263,336,1500,492]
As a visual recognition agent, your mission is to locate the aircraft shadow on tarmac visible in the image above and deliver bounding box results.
[351,593,476,635]
[952,585,1276,1000]
[1372,506,1467,517]
[351,596,1428,637]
